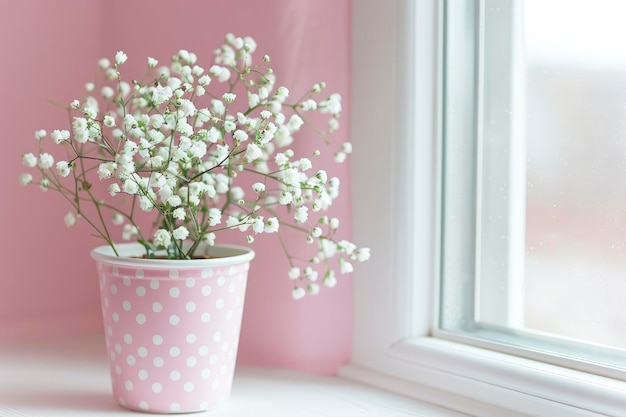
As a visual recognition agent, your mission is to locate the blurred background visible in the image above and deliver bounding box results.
[523,0,626,348]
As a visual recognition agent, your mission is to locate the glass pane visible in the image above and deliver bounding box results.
[524,0,626,349]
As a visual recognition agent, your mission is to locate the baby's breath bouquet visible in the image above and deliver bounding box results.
[20,34,369,299]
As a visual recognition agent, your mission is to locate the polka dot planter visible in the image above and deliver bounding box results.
[92,243,255,414]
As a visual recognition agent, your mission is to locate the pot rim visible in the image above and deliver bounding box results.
[91,242,255,269]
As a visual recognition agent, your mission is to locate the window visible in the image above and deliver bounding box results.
[441,0,626,379]
[344,1,626,416]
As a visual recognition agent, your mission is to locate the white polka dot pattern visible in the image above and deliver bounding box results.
[96,257,251,413]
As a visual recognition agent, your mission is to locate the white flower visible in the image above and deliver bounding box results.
[265,217,279,233]
[173,226,189,240]
[292,287,306,300]
[340,260,354,274]
[209,65,231,82]
[334,152,347,163]
[215,145,230,162]
[56,161,70,177]
[34,129,47,140]
[222,93,236,103]
[275,152,289,167]
[248,93,260,107]
[288,267,300,280]
[233,129,248,142]
[82,102,98,119]
[211,99,225,115]
[196,108,211,125]
[328,118,340,133]
[139,196,154,212]
[101,86,114,99]
[206,126,221,143]
[279,191,293,205]
[97,162,114,180]
[115,51,128,65]
[203,232,216,246]
[74,129,89,144]
[258,122,277,144]
[307,283,320,295]
[119,81,131,98]
[103,115,116,127]
[20,35,367,276]
[186,182,205,197]
[337,240,356,254]
[152,85,173,105]
[38,153,54,169]
[112,128,124,140]
[295,158,312,171]
[178,99,196,117]
[124,114,137,130]
[323,270,337,288]
[288,114,303,130]
[274,125,293,148]
[226,216,240,228]
[64,212,77,228]
[252,217,265,234]
[173,207,186,220]
[276,86,289,99]
[153,229,172,248]
[223,120,236,133]
[167,195,182,207]
[208,208,222,226]
[356,248,371,262]
[108,183,120,196]
[320,239,338,260]
[259,87,269,100]
[215,173,229,193]
[245,143,262,162]
[304,267,318,281]
[122,224,138,240]
[319,93,342,115]
[281,168,302,187]
[50,129,69,144]
[123,178,139,194]
[39,178,49,191]
[300,99,317,111]
[252,182,265,193]
[22,153,37,168]
[198,74,211,86]
[294,206,308,223]
[19,173,32,185]
[98,58,110,69]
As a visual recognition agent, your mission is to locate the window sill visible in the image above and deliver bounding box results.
[1,334,467,417]
[340,337,626,417]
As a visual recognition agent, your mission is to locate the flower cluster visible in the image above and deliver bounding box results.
[20,34,370,299]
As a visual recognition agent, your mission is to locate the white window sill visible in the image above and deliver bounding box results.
[0,334,469,417]
[341,337,626,417]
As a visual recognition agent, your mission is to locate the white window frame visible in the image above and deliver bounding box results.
[340,1,626,416]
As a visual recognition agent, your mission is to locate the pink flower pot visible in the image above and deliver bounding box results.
[92,243,255,414]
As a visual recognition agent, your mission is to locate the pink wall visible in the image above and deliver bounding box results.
[2,0,353,375]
